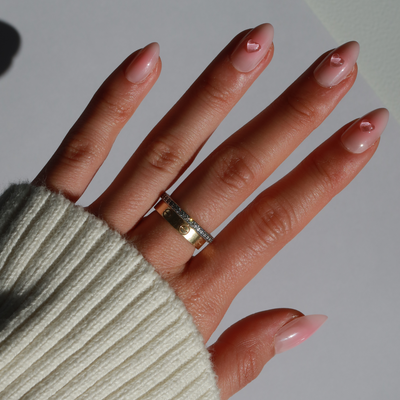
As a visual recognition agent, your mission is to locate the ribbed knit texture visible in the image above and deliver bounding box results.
[0,184,220,400]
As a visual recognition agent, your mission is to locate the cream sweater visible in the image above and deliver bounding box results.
[0,184,220,400]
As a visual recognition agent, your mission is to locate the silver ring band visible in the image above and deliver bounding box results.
[160,193,214,244]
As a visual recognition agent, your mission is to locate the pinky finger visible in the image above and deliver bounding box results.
[208,309,327,400]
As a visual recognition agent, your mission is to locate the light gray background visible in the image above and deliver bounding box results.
[1,1,399,399]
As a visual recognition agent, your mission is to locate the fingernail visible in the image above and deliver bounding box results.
[230,23,274,73]
[274,315,327,354]
[341,108,389,154]
[125,42,160,84]
[314,41,359,88]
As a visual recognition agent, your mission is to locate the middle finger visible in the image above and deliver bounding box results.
[130,41,360,269]
[89,23,275,232]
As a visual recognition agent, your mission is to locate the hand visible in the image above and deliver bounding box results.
[32,24,388,399]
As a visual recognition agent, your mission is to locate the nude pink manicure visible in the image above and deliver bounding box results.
[125,42,160,84]
[230,23,274,73]
[274,315,327,354]
[341,108,389,154]
[314,41,360,88]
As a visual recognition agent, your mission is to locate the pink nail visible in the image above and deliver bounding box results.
[341,108,389,154]
[230,23,274,73]
[314,41,359,88]
[125,42,160,84]
[274,315,327,354]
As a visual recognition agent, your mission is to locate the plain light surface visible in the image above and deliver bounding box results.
[0,1,399,399]
[305,0,400,124]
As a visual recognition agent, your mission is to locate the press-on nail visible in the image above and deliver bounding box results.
[125,42,160,84]
[341,108,389,154]
[274,315,327,354]
[230,23,274,73]
[314,41,359,88]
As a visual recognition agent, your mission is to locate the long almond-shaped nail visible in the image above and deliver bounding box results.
[125,42,160,84]
[274,315,327,354]
[341,108,389,154]
[314,41,359,88]
[230,23,274,73]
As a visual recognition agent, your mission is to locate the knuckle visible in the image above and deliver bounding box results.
[144,138,187,175]
[306,156,340,196]
[59,135,101,169]
[236,346,263,389]
[211,144,259,198]
[198,75,233,113]
[248,196,296,252]
[96,91,133,125]
[283,91,316,130]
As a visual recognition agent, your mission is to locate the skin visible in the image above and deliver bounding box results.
[32,29,376,399]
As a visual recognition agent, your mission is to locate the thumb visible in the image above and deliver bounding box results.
[208,309,327,400]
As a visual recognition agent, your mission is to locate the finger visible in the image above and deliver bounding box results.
[209,310,328,399]
[129,41,359,270]
[32,43,161,202]
[181,108,389,336]
[88,23,275,232]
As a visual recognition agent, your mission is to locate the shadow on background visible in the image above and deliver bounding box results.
[0,20,21,77]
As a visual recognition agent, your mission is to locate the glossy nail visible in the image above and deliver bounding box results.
[341,108,389,154]
[125,42,160,84]
[314,41,359,88]
[230,23,274,73]
[274,315,327,354]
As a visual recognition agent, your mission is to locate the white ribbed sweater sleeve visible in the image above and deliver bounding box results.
[0,184,220,400]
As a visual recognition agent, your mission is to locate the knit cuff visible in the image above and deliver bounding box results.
[0,184,219,400]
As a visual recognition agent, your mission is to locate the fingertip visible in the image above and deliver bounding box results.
[313,40,360,88]
[230,23,274,73]
[274,314,328,354]
[340,108,389,154]
[125,42,161,84]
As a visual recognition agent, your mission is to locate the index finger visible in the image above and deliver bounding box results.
[32,42,161,202]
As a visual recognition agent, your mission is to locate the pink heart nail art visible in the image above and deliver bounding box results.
[230,23,274,72]
[313,42,359,88]
[341,108,389,154]
[246,40,261,53]
[360,120,375,131]
[330,53,344,67]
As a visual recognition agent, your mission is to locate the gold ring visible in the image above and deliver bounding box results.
[154,193,213,249]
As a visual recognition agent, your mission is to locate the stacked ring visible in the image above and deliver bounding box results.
[155,193,214,249]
